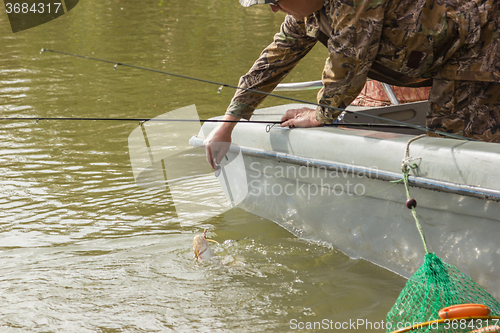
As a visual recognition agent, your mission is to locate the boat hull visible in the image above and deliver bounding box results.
[192,103,500,300]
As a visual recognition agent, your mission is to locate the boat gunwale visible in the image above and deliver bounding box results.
[189,136,500,202]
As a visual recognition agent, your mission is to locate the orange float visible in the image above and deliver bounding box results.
[438,304,491,319]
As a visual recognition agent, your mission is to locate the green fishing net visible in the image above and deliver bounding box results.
[386,252,500,332]
[385,141,500,332]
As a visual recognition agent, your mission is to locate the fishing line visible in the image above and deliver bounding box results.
[30,49,473,141]
[0,117,281,124]
[0,116,421,130]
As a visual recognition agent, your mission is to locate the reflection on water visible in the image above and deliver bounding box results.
[0,0,407,331]
[1,214,405,332]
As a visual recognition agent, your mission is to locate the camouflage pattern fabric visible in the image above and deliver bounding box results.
[427,80,500,142]
[227,0,500,141]
[226,17,317,120]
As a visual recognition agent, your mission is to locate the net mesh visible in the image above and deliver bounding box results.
[387,139,500,332]
[386,252,500,332]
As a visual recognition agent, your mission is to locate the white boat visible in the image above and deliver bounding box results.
[189,89,500,300]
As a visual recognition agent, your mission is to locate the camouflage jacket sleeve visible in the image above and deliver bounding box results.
[316,0,500,124]
[225,15,317,120]
[314,0,385,124]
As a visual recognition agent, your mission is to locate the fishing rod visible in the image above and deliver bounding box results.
[0,117,279,124]
[28,49,472,141]
[1,115,424,135]
[0,116,422,129]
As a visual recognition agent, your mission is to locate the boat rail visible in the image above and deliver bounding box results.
[274,80,323,92]
[189,136,500,202]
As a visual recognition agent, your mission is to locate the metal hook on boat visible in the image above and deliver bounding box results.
[266,123,276,133]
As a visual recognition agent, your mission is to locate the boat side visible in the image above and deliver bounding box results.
[192,103,500,300]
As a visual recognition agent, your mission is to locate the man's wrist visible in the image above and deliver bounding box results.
[219,115,240,130]
[226,101,255,120]
[315,104,342,125]
[315,105,331,124]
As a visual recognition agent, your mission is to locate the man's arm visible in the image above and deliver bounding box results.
[226,14,318,120]
[314,0,386,124]
[204,14,318,168]
[203,114,240,169]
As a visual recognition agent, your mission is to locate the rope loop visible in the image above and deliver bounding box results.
[401,134,426,173]
[400,134,429,254]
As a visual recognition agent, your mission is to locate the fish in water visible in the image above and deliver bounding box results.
[193,229,216,262]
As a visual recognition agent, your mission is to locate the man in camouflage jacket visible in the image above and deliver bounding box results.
[204,0,499,167]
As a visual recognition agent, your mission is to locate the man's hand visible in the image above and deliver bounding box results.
[280,107,323,128]
[203,115,240,169]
